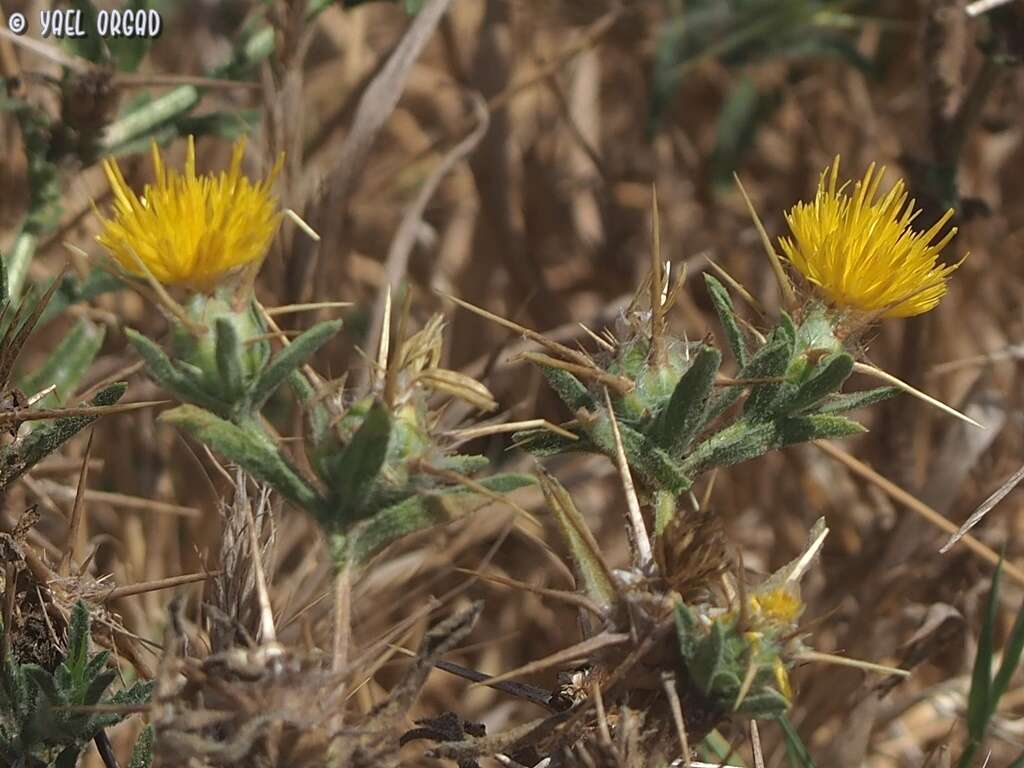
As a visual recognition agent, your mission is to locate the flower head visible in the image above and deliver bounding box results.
[779,157,962,318]
[750,586,804,627]
[97,136,282,292]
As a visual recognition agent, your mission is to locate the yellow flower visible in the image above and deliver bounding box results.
[750,586,803,627]
[779,157,962,318]
[97,136,282,292]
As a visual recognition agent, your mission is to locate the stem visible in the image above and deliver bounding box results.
[94,731,120,768]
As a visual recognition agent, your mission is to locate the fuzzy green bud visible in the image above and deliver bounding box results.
[169,292,271,403]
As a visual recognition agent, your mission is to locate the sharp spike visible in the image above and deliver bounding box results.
[852,362,983,428]
[733,173,798,311]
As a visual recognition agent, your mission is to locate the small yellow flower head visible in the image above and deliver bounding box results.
[779,157,962,318]
[750,586,803,627]
[97,136,282,292]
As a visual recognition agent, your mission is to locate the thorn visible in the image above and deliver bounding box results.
[751,720,765,768]
[785,522,829,585]
[440,292,594,368]
[0,400,168,426]
[376,285,392,386]
[699,468,718,513]
[579,322,614,351]
[733,657,759,711]
[60,429,94,577]
[450,418,578,442]
[662,671,691,762]
[649,185,667,367]
[521,351,633,395]
[284,208,321,241]
[26,385,56,407]
[265,301,352,316]
[593,679,612,746]
[602,387,654,574]
[852,362,984,428]
[99,570,220,601]
[703,256,766,317]
[117,242,206,335]
[940,463,1024,554]
[796,649,910,677]
[453,567,604,617]
[733,173,797,311]
[816,440,1024,586]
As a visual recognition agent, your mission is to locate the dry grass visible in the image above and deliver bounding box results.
[2,0,1024,766]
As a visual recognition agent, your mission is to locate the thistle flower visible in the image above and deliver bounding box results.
[97,136,282,292]
[779,157,962,318]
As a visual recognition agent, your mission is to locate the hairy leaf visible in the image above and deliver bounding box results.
[652,345,721,456]
[249,319,342,411]
[161,405,323,513]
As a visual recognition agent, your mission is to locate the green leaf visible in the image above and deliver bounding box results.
[682,420,776,476]
[691,619,729,695]
[967,561,999,742]
[109,680,155,707]
[538,365,595,411]
[816,387,899,414]
[651,345,721,456]
[991,591,1024,715]
[654,489,677,535]
[707,325,794,425]
[178,109,263,141]
[435,454,490,474]
[738,687,790,717]
[128,725,155,768]
[674,601,701,661]
[249,320,342,411]
[775,414,866,446]
[22,665,62,706]
[82,670,117,707]
[512,428,589,458]
[346,474,535,565]
[55,746,83,768]
[0,383,125,489]
[62,1,105,64]
[743,330,795,421]
[289,370,332,447]
[83,651,111,681]
[587,414,692,493]
[324,401,392,522]
[538,470,616,610]
[704,274,748,367]
[214,318,245,402]
[161,405,323,514]
[19,318,105,407]
[782,353,855,415]
[100,87,201,157]
[105,0,154,71]
[125,329,226,413]
[65,601,91,682]
[780,713,817,768]
[39,268,124,327]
